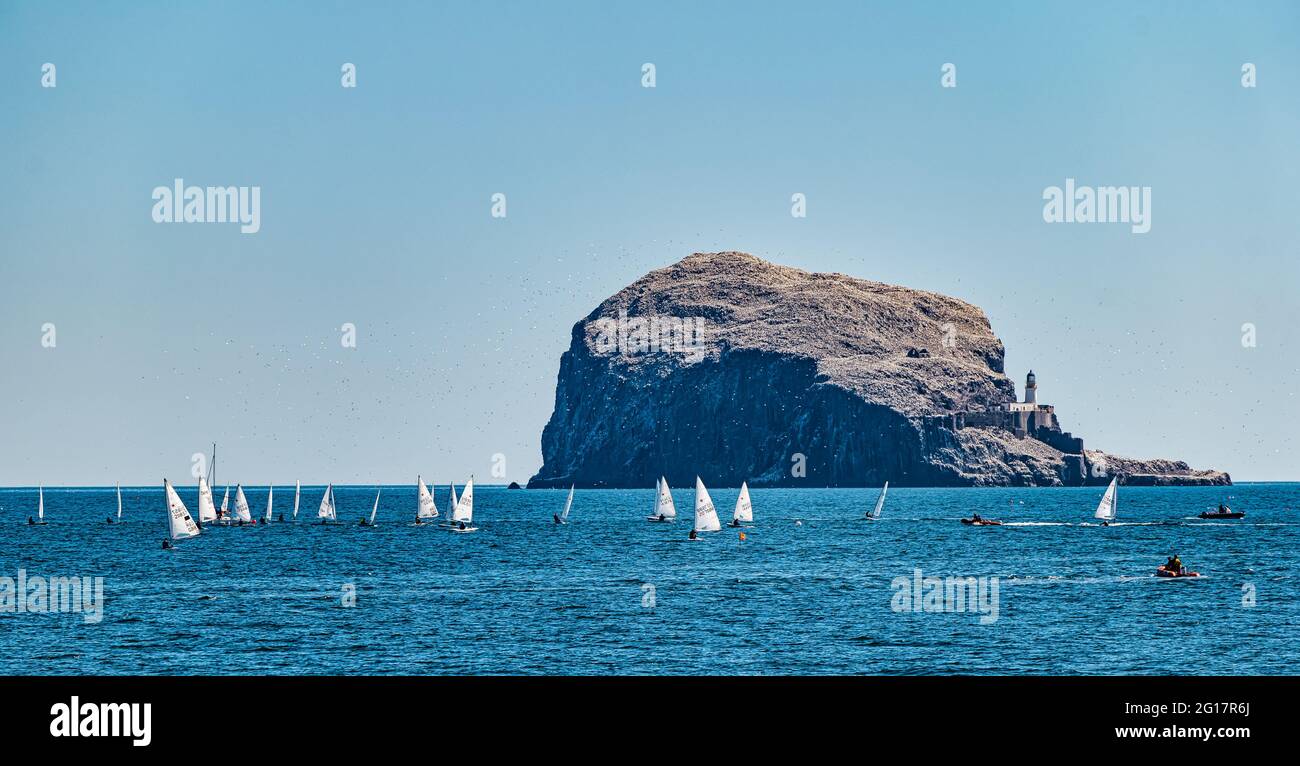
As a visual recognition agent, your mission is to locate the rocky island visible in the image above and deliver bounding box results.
[529,252,1229,488]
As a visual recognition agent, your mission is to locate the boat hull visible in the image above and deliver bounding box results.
[1199,512,1244,519]
[1156,566,1201,578]
[960,519,1001,526]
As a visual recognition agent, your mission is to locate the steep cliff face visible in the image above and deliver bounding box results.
[529,252,1228,488]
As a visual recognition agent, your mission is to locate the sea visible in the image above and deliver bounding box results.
[1,483,1297,675]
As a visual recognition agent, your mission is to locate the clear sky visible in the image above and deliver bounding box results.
[1,1,1297,485]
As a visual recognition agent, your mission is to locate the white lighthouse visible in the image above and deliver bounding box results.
[1025,370,1037,404]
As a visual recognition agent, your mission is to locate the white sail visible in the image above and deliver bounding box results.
[232,485,253,522]
[265,484,274,522]
[220,486,230,518]
[318,484,337,520]
[164,479,201,540]
[654,477,677,519]
[452,477,474,523]
[38,485,44,520]
[293,479,301,519]
[733,481,753,523]
[448,482,459,517]
[417,475,439,519]
[560,485,574,521]
[370,488,381,525]
[197,476,217,523]
[1094,477,1118,521]
[869,481,888,519]
[116,482,123,519]
[693,477,721,532]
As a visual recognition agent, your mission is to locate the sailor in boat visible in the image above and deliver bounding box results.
[359,516,371,527]
[553,513,561,524]
[458,521,467,531]
[162,539,173,550]
[278,513,284,522]
[971,513,982,523]
[688,529,698,541]
[106,516,114,524]
[728,518,741,528]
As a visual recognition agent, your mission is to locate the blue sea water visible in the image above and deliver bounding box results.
[0,483,1297,675]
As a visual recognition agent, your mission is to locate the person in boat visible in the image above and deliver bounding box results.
[971,513,982,523]
[1167,554,1183,574]
[27,516,35,525]
[658,513,665,521]
[278,513,284,522]
[1218,503,1230,514]
[106,516,114,524]
[688,529,698,540]
[729,518,740,527]
[162,539,173,550]
[553,513,562,524]
[458,521,466,531]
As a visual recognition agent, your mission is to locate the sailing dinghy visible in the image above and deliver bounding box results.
[646,477,676,522]
[163,478,201,546]
[362,487,381,526]
[218,485,231,524]
[197,476,218,527]
[318,484,338,524]
[449,477,477,532]
[554,485,574,525]
[262,484,274,524]
[1094,477,1118,525]
[439,482,459,528]
[110,482,122,523]
[415,475,439,524]
[232,484,253,524]
[692,477,722,535]
[866,482,888,520]
[729,481,753,527]
[292,480,301,522]
[30,485,47,525]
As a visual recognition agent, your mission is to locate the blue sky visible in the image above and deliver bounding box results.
[1,1,1297,484]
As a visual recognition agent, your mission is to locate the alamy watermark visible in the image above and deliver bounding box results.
[50,697,151,746]
[0,568,104,624]
[1042,178,1150,234]
[151,178,261,234]
[588,310,708,362]
[891,568,999,624]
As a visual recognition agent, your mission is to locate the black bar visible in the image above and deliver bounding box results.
[0,676,1283,752]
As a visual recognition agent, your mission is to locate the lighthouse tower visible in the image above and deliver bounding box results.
[1025,370,1037,404]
